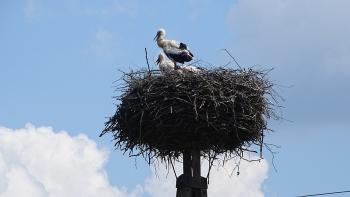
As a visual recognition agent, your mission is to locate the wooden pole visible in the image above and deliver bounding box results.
[176,150,208,197]
[192,150,201,178]
[183,150,192,177]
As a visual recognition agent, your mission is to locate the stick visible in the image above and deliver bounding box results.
[144,48,151,73]
[223,49,242,70]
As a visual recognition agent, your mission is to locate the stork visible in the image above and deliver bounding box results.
[156,53,182,74]
[181,65,202,74]
[154,28,194,66]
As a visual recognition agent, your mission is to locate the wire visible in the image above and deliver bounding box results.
[296,190,350,197]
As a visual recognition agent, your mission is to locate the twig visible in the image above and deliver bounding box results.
[264,143,280,172]
[144,48,151,74]
[169,158,178,179]
[222,49,242,70]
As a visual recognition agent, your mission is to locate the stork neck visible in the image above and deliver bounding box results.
[157,38,167,48]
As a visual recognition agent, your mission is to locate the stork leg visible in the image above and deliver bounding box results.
[174,61,181,70]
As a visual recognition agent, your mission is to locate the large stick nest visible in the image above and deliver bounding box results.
[101,68,277,162]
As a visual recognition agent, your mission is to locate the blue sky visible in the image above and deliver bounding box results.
[1,0,350,196]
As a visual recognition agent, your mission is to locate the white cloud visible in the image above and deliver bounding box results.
[228,0,350,76]
[0,124,268,197]
[0,124,141,197]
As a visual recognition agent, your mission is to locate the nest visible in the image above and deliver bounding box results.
[101,68,277,163]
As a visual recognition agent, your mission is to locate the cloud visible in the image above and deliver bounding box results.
[0,124,141,197]
[144,157,268,197]
[228,0,350,76]
[0,124,268,197]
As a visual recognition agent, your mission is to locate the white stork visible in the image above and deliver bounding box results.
[156,53,175,74]
[154,28,194,65]
[156,53,202,74]
[181,65,202,74]
[156,53,184,74]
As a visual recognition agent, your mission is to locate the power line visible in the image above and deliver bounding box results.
[296,190,350,197]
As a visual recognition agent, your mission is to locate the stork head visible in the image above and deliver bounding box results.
[154,28,166,41]
[156,53,165,64]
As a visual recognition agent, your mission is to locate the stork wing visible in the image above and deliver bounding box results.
[168,40,180,48]
[179,43,194,57]
[163,46,182,56]
[164,46,193,63]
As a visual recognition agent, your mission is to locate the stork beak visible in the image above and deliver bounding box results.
[154,32,160,41]
[156,57,160,64]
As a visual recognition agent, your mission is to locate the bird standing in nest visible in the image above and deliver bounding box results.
[156,53,183,74]
[154,28,194,66]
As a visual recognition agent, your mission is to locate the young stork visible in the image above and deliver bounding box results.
[154,28,194,66]
[181,65,202,74]
[156,53,182,74]
[156,53,174,74]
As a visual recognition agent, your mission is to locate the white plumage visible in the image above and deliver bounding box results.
[156,53,175,74]
[154,28,194,65]
[156,53,202,75]
[154,28,180,48]
[181,65,202,74]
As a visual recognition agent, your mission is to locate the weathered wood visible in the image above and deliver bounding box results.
[176,151,208,197]
[193,189,207,197]
[192,150,201,178]
[183,151,192,177]
[176,187,192,197]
